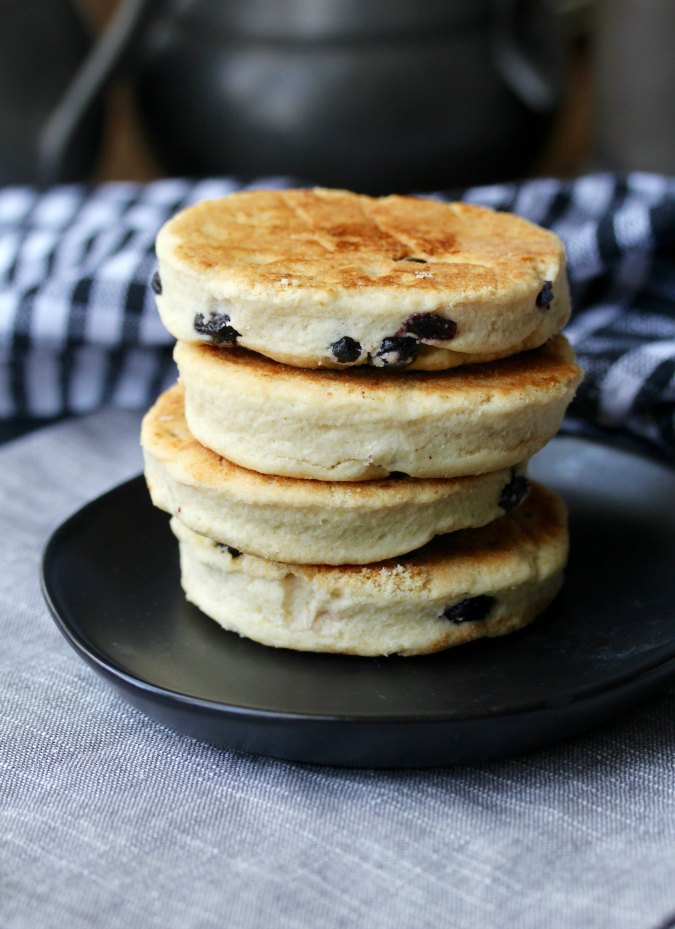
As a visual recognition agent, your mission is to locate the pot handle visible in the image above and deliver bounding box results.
[38,0,162,185]
[491,0,565,113]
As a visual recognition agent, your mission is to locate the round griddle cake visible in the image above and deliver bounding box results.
[142,384,531,565]
[172,482,568,656]
[155,188,571,370]
[174,334,582,481]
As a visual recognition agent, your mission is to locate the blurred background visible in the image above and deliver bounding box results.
[2,0,674,193]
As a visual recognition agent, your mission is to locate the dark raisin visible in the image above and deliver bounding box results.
[396,256,427,263]
[330,335,362,363]
[443,595,495,624]
[536,280,554,310]
[217,543,242,558]
[151,271,162,295]
[499,471,530,513]
[373,335,419,368]
[194,312,241,344]
[404,312,457,341]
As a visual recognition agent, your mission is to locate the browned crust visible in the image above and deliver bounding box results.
[299,482,567,583]
[165,188,563,296]
[186,334,581,399]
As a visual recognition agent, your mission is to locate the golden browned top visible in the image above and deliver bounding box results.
[187,334,582,401]
[158,188,563,296]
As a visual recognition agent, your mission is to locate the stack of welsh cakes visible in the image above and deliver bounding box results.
[141,189,582,656]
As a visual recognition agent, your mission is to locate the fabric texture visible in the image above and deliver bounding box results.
[0,410,674,929]
[0,173,674,455]
[2,174,675,928]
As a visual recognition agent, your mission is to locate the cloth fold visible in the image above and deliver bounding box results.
[1,173,674,456]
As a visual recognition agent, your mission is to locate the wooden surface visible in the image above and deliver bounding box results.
[77,0,161,181]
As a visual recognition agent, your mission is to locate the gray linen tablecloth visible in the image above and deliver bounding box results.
[1,409,675,929]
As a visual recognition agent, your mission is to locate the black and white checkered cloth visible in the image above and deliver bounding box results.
[1,174,674,457]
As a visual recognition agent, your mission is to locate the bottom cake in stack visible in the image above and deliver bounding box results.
[170,485,567,657]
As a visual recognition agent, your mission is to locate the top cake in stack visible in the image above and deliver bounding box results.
[142,189,582,656]
[153,188,570,370]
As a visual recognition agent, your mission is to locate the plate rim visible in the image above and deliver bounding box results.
[41,435,675,727]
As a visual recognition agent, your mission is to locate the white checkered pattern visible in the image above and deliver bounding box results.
[1,173,673,455]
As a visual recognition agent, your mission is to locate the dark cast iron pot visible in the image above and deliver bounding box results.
[36,0,567,193]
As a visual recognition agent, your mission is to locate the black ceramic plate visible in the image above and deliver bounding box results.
[42,436,675,768]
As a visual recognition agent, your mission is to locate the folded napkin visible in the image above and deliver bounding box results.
[0,174,673,457]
